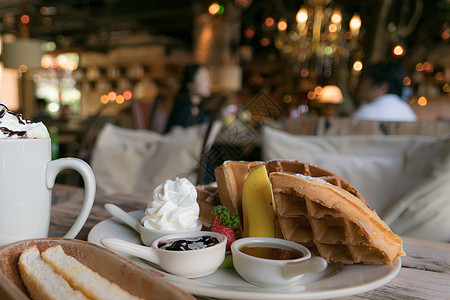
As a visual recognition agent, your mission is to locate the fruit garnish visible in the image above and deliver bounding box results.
[210,205,239,250]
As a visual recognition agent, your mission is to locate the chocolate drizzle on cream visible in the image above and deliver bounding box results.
[0,103,30,138]
[0,127,27,137]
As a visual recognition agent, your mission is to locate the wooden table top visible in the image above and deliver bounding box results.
[50,185,450,300]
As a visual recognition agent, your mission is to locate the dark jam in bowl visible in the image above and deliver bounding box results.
[158,235,220,251]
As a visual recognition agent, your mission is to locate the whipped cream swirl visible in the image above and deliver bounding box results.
[0,103,49,139]
[142,178,200,230]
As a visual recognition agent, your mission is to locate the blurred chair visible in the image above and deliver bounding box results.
[78,104,117,162]
[196,95,229,185]
[117,97,169,134]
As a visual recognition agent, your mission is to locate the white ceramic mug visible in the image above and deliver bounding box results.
[231,237,328,287]
[0,138,96,246]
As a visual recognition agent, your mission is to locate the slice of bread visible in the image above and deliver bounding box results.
[41,245,141,300]
[18,245,88,300]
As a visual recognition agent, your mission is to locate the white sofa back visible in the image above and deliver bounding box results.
[262,126,450,242]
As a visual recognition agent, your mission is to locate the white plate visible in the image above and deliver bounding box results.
[88,211,401,300]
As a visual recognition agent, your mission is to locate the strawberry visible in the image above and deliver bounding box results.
[210,205,239,250]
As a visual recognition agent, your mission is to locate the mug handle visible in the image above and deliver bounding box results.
[46,158,96,239]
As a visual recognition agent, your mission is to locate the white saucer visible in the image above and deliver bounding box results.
[88,211,401,300]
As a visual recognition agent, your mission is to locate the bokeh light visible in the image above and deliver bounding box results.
[265,17,275,28]
[393,45,404,56]
[100,95,109,104]
[283,94,292,103]
[20,14,30,24]
[353,60,363,72]
[277,19,287,31]
[403,77,411,86]
[296,8,308,23]
[123,90,133,100]
[415,63,424,72]
[329,24,337,33]
[307,91,316,100]
[417,96,427,106]
[331,11,342,24]
[116,95,125,104]
[107,91,117,101]
[349,14,361,31]
[208,3,220,15]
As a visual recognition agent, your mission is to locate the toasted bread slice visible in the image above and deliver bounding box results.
[41,245,141,300]
[214,160,264,229]
[18,245,88,300]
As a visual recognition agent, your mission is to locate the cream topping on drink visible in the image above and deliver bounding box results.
[142,178,200,230]
[0,103,49,139]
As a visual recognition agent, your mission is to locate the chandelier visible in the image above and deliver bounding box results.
[274,0,362,78]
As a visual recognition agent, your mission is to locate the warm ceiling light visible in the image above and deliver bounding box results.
[349,14,361,31]
[415,63,424,72]
[245,28,255,39]
[393,45,404,56]
[18,65,28,73]
[307,91,316,100]
[116,95,125,104]
[41,55,53,69]
[296,8,308,24]
[403,77,411,86]
[314,86,322,95]
[423,61,433,72]
[417,96,427,106]
[123,90,132,100]
[277,19,287,31]
[260,37,270,47]
[20,14,30,24]
[300,68,309,77]
[108,91,117,101]
[353,60,363,72]
[329,24,337,33]
[265,17,275,28]
[331,11,342,24]
[100,95,109,104]
[209,3,220,15]
[317,85,343,103]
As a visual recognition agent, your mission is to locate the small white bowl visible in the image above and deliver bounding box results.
[231,237,328,287]
[102,231,226,278]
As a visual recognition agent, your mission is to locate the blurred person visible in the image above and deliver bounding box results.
[165,64,212,133]
[33,98,51,120]
[353,61,417,122]
[58,105,73,121]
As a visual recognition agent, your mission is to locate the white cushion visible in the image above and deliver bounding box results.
[262,126,450,242]
[91,123,218,198]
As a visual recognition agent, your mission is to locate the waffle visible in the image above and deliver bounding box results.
[214,160,369,224]
[196,185,221,227]
[270,172,404,264]
[265,160,369,208]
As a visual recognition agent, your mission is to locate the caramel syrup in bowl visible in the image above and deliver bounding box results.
[239,243,304,260]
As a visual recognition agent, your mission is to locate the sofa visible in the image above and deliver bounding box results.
[262,126,450,242]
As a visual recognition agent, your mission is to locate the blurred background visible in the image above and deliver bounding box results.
[0,0,448,158]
